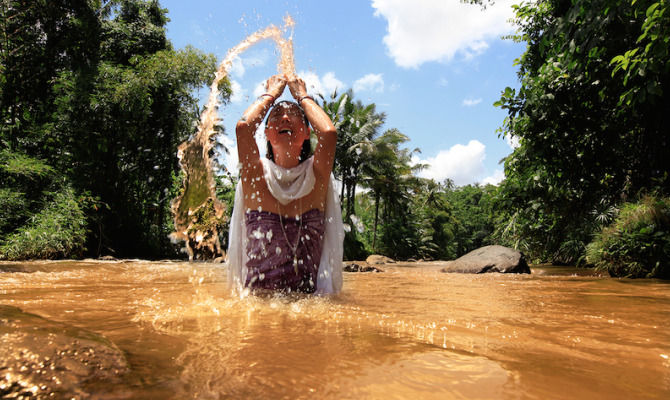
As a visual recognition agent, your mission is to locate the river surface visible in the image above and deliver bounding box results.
[1,260,668,399]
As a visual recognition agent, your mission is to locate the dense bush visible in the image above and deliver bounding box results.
[0,187,88,260]
[586,196,670,279]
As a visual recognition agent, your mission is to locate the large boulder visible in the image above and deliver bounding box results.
[442,245,530,274]
[366,255,395,265]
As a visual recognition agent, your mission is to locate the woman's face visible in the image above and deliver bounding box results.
[265,102,309,160]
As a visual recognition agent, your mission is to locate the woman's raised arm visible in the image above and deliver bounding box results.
[236,75,286,187]
[287,75,337,178]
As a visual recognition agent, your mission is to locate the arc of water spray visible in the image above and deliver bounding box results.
[171,16,296,260]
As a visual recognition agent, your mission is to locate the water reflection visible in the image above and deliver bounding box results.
[1,260,669,399]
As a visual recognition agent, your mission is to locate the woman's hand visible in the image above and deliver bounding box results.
[265,75,287,99]
[287,75,308,100]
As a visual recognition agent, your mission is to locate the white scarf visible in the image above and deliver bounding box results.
[226,156,344,295]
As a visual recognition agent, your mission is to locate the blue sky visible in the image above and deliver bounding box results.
[160,0,525,186]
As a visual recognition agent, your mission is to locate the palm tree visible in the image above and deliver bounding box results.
[359,128,424,253]
[319,90,385,218]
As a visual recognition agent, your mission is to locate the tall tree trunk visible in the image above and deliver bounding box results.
[347,168,359,218]
[372,191,380,252]
[349,183,356,217]
[345,181,353,220]
[340,176,346,212]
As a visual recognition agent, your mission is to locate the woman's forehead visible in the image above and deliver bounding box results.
[269,102,304,118]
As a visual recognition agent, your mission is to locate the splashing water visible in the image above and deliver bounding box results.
[171,16,296,260]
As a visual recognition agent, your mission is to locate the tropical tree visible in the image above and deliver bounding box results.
[1,0,220,259]
[445,183,497,257]
[359,128,423,257]
[408,178,457,260]
[495,0,670,264]
[319,90,386,218]
[0,0,100,259]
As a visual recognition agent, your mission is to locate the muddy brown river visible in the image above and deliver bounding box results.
[1,260,668,399]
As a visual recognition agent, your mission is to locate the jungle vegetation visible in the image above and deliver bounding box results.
[1,0,668,278]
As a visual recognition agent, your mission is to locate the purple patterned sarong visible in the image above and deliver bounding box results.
[244,209,325,293]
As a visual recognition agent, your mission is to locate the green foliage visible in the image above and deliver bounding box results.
[446,183,497,257]
[1,0,222,259]
[343,229,369,261]
[611,0,670,106]
[0,187,87,260]
[359,128,422,257]
[0,149,61,241]
[586,195,670,278]
[320,90,386,218]
[495,0,670,265]
[318,92,504,261]
[409,179,456,260]
[0,188,25,233]
[0,0,99,151]
[346,178,500,261]
[0,149,54,177]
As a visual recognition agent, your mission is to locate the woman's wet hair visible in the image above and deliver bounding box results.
[265,100,312,163]
[266,139,312,163]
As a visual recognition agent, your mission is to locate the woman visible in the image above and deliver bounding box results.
[226,74,344,294]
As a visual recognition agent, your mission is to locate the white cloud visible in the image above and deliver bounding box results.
[353,73,384,93]
[482,169,505,185]
[462,40,489,60]
[218,135,239,175]
[252,80,266,98]
[299,71,345,98]
[322,72,345,95]
[229,80,246,104]
[505,134,520,149]
[438,77,449,87]
[227,49,270,80]
[250,71,345,100]
[415,140,487,185]
[229,56,245,79]
[463,98,482,106]
[371,0,515,68]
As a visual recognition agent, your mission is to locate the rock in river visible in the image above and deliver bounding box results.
[441,245,531,274]
[343,261,384,273]
[366,255,395,265]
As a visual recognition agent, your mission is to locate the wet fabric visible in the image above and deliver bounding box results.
[226,156,344,295]
[244,209,325,292]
